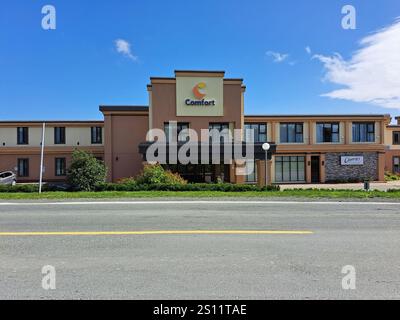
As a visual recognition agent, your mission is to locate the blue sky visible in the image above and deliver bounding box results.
[0,0,399,121]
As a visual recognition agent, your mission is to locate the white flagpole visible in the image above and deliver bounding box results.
[39,122,46,193]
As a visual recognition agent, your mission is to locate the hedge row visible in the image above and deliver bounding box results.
[0,184,64,193]
[94,183,280,192]
[0,183,280,193]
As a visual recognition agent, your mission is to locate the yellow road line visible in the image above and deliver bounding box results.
[0,230,314,237]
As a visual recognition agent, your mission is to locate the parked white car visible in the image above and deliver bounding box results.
[0,171,17,186]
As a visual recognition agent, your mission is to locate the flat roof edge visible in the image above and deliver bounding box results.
[244,114,391,118]
[99,106,149,112]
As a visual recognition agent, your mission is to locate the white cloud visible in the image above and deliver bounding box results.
[313,18,400,109]
[114,39,137,61]
[305,46,312,54]
[266,51,289,63]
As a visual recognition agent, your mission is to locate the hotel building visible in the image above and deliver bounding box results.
[1,70,399,185]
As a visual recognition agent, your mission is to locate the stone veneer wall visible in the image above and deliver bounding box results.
[325,152,378,182]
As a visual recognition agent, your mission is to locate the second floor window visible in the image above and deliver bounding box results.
[244,123,267,143]
[91,127,102,144]
[164,122,190,142]
[280,123,303,143]
[17,127,29,145]
[316,123,340,143]
[352,122,375,143]
[209,123,230,143]
[393,131,400,145]
[54,127,66,144]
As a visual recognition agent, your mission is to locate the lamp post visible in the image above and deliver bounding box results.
[262,143,271,187]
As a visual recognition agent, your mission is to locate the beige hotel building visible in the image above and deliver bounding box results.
[1,70,400,186]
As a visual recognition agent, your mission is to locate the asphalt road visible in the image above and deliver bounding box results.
[0,200,399,300]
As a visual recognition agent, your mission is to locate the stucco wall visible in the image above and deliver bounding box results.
[104,115,149,182]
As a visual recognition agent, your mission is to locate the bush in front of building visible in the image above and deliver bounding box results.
[385,171,400,181]
[67,150,107,191]
[94,182,280,192]
[0,184,62,193]
[135,164,188,186]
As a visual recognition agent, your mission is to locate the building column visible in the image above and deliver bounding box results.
[378,152,386,182]
[320,154,326,183]
[306,154,312,184]
[235,161,246,184]
[229,164,236,183]
[256,160,272,187]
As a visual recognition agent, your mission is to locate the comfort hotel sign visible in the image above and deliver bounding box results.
[176,76,224,117]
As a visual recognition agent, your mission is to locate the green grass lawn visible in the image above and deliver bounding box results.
[1,189,400,200]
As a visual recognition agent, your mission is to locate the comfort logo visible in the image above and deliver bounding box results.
[192,82,207,99]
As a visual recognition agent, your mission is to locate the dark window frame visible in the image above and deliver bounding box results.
[352,122,375,143]
[209,122,230,132]
[275,156,306,183]
[17,127,29,145]
[280,123,304,143]
[54,127,66,145]
[244,123,267,143]
[393,131,400,145]
[91,127,103,144]
[394,157,400,174]
[316,122,340,143]
[164,122,190,142]
[209,122,230,143]
[55,157,66,176]
[17,158,29,177]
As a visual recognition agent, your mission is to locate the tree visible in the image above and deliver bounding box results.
[67,150,107,191]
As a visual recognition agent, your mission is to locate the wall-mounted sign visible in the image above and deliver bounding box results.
[341,156,364,166]
[184,82,216,106]
[176,76,223,117]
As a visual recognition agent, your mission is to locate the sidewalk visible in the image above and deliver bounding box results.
[279,181,400,191]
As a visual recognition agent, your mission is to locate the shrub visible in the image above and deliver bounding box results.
[0,183,64,193]
[117,177,137,185]
[135,164,187,186]
[385,171,400,181]
[94,182,280,192]
[67,150,107,191]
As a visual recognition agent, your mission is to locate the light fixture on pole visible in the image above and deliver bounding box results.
[262,143,271,186]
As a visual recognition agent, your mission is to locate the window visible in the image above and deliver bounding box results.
[394,157,400,174]
[280,123,303,143]
[17,127,29,145]
[352,122,375,143]
[209,123,230,143]
[244,123,267,143]
[17,159,29,177]
[245,160,257,183]
[316,123,340,143]
[55,158,66,176]
[91,127,102,144]
[164,122,190,142]
[393,132,400,145]
[54,127,66,144]
[275,156,305,183]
